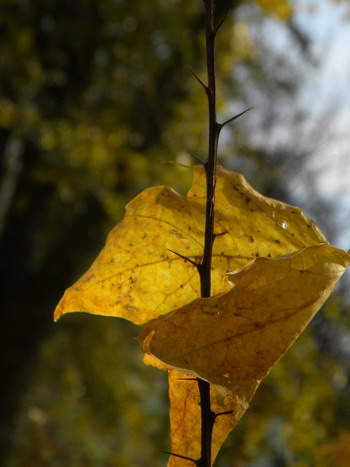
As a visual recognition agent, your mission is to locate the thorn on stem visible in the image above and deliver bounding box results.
[161,451,200,465]
[214,8,231,35]
[167,249,199,269]
[214,410,234,419]
[213,230,228,239]
[219,107,254,130]
[189,152,207,168]
[189,67,208,93]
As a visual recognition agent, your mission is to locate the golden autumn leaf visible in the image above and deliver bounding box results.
[139,244,350,464]
[53,163,349,465]
[166,370,247,466]
[54,165,325,324]
[139,244,350,399]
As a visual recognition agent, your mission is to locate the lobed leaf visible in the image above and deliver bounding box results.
[54,166,325,324]
[140,244,350,464]
[53,165,348,465]
[139,244,350,398]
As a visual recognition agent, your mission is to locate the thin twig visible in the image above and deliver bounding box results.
[196,1,219,466]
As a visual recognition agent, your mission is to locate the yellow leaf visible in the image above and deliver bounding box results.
[139,244,350,463]
[54,164,346,464]
[139,244,349,398]
[54,166,325,324]
[166,370,247,466]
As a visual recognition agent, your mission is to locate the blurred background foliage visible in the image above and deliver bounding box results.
[1,0,350,465]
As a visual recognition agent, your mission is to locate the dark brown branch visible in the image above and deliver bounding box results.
[164,1,242,465]
[195,1,246,465]
[196,1,219,466]
[198,377,216,466]
[200,0,219,299]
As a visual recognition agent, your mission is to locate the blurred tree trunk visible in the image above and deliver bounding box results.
[0,138,107,456]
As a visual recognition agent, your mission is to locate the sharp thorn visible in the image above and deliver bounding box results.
[161,451,199,465]
[167,249,199,268]
[189,152,207,167]
[221,107,254,129]
[214,410,234,418]
[213,230,228,239]
[214,8,232,35]
[189,67,208,92]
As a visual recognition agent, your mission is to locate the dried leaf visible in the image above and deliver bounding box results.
[139,244,350,464]
[54,166,325,324]
[139,244,350,398]
[54,164,347,464]
[166,370,247,466]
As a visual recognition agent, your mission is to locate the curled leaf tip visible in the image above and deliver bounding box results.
[139,243,350,400]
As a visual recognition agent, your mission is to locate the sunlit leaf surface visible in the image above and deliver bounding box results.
[54,165,349,465]
[166,370,247,466]
[54,166,325,324]
[140,245,350,396]
[140,244,350,464]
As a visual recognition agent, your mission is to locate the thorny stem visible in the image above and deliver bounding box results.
[167,1,249,464]
[193,1,251,465]
[199,0,218,298]
[197,1,220,466]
